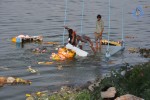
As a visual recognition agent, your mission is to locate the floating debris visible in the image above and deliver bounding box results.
[128,47,150,58]
[55,48,59,50]
[139,48,150,58]
[108,60,116,64]
[0,77,6,86]
[125,35,135,39]
[43,42,59,45]
[128,47,139,53]
[38,61,53,65]
[32,47,48,54]
[57,65,63,70]
[132,5,144,18]
[10,77,31,85]
[0,76,31,86]
[27,66,38,73]
[50,47,76,61]
[0,66,10,70]
[143,5,150,8]
[11,35,43,43]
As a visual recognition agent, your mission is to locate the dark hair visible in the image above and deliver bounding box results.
[97,14,101,18]
[68,29,77,46]
[68,29,73,39]
[68,29,73,35]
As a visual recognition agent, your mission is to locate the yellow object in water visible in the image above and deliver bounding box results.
[11,37,16,43]
[64,49,76,58]
[43,42,59,45]
[36,92,43,96]
[51,53,62,60]
[26,94,31,97]
[50,47,76,61]
[11,77,32,85]
[38,61,53,65]
[101,39,121,46]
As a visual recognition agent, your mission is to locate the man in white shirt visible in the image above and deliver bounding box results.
[94,14,104,51]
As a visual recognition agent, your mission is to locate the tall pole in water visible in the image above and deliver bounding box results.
[106,0,111,58]
[122,0,125,48]
[63,0,68,45]
[80,0,85,35]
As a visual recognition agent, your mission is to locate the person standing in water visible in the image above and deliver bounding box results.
[94,14,104,51]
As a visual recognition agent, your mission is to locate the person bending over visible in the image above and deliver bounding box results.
[64,26,96,53]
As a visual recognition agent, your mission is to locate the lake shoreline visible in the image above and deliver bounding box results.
[26,48,150,100]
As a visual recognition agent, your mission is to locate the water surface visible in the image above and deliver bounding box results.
[0,0,150,100]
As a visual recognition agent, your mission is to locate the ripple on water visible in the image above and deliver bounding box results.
[0,0,150,100]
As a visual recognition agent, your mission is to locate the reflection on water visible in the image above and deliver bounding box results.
[0,0,150,100]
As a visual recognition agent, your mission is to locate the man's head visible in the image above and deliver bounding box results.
[68,29,73,34]
[68,29,73,38]
[97,14,101,21]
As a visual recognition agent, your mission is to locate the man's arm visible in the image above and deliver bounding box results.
[64,26,70,30]
[100,28,104,37]
[71,32,75,44]
[100,20,104,37]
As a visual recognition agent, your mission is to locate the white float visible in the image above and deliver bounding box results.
[65,43,88,57]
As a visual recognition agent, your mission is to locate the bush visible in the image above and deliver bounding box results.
[91,62,150,100]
